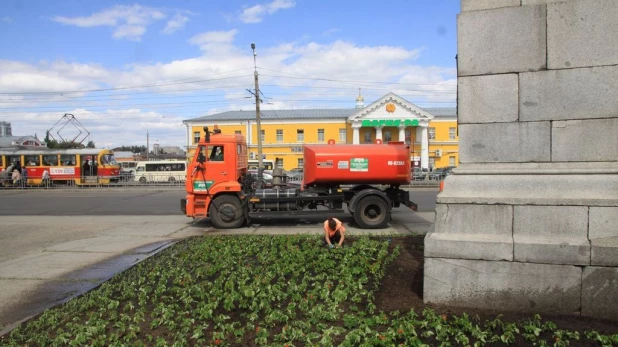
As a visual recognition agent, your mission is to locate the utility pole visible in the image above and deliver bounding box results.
[251,43,264,179]
[146,131,149,161]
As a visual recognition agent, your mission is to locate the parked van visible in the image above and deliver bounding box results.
[134,161,186,183]
[247,159,274,170]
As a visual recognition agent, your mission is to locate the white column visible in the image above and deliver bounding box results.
[185,122,190,151]
[246,121,252,152]
[421,124,429,170]
[375,126,383,143]
[398,124,406,142]
[352,123,361,145]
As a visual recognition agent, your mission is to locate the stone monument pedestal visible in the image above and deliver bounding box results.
[424,0,618,321]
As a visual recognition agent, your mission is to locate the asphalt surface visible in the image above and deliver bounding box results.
[0,187,438,215]
[0,187,438,335]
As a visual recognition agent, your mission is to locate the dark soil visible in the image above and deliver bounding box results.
[374,235,618,338]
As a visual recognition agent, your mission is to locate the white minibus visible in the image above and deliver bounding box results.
[134,161,186,183]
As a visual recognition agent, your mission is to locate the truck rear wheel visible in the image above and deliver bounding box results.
[354,195,389,229]
[209,195,244,229]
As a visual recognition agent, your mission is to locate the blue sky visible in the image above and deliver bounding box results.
[0,0,459,149]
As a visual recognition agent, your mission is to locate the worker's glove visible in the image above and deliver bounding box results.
[336,244,341,249]
[328,244,334,249]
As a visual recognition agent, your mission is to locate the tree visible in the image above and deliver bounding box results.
[113,145,147,153]
[86,141,95,148]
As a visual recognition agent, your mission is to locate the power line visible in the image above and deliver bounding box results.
[0,92,250,104]
[258,68,457,88]
[0,72,254,96]
[0,84,256,102]
[0,88,455,106]
[0,96,454,112]
[0,99,253,112]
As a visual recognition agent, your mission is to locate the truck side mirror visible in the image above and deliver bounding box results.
[197,151,206,164]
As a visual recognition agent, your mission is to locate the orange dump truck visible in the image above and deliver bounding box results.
[182,126,417,229]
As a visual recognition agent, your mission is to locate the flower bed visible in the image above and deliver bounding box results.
[3,235,618,346]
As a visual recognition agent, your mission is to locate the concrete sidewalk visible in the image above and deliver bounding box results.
[0,212,434,335]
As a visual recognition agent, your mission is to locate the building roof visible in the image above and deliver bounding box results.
[185,107,456,123]
[113,151,134,159]
[423,107,457,117]
[0,136,46,148]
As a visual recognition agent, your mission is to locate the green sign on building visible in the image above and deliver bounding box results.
[361,119,419,127]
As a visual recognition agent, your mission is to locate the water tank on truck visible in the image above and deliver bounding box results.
[303,143,411,186]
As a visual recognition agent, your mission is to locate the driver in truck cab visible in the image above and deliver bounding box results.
[324,217,346,248]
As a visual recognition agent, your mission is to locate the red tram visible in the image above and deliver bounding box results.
[0,148,121,186]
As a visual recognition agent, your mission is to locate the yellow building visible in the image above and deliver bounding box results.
[183,92,458,171]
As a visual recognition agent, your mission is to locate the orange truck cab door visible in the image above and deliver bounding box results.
[191,143,234,192]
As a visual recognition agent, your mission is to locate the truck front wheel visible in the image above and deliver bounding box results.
[209,195,244,229]
[354,195,389,229]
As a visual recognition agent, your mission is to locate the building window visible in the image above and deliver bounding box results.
[364,131,372,144]
[276,158,284,169]
[339,128,346,142]
[235,130,242,135]
[297,158,304,169]
[193,131,200,144]
[428,127,436,140]
[296,129,304,142]
[429,157,435,170]
[384,130,392,143]
[449,156,456,166]
[405,130,413,145]
[261,130,265,142]
[317,129,324,142]
[449,127,456,140]
[276,129,283,142]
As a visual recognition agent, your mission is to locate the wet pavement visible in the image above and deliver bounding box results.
[0,212,434,335]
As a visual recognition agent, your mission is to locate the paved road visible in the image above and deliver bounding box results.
[0,187,438,215]
[0,189,185,216]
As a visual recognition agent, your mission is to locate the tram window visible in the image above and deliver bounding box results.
[43,155,58,166]
[8,155,21,167]
[101,154,116,165]
[25,155,40,166]
[60,155,76,166]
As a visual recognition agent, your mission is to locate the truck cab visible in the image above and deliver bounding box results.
[183,127,249,227]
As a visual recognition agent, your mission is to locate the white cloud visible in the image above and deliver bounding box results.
[1,16,13,24]
[0,39,456,148]
[322,28,340,36]
[188,29,239,54]
[5,108,186,149]
[113,24,146,41]
[239,0,295,24]
[189,29,238,45]
[52,5,169,41]
[0,60,106,93]
[162,13,189,34]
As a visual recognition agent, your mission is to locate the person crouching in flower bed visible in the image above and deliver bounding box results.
[324,217,345,249]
